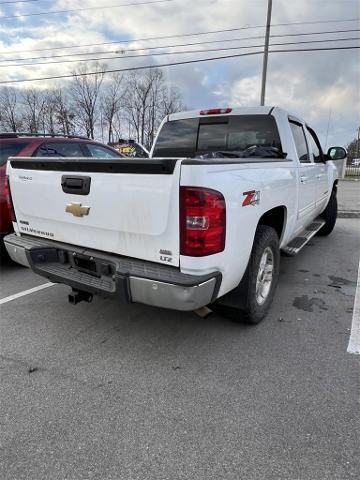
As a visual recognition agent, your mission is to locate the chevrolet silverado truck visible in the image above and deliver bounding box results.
[4,107,347,323]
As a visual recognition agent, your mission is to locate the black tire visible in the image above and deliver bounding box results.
[213,225,280,325]
[318,189,337,236]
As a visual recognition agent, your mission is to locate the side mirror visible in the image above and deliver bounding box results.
[326,146,347,160]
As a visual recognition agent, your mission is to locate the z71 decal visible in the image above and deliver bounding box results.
[242,190,261,207]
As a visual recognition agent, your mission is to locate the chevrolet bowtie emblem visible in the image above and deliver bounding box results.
[65,202,90,217]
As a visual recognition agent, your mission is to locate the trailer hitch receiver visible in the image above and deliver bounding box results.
[68,289,93,305]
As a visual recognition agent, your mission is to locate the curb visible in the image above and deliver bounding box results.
[338,211,360,219]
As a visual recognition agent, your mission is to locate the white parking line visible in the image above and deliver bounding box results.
[347,259,360,355]
[0,283,54,306]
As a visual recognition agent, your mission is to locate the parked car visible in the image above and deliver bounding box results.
[351,158,360,166]
[4,108,346,323]
[0,133,123,253]
[108,139,149,158]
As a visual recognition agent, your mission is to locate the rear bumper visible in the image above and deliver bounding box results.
[4,233,221,311]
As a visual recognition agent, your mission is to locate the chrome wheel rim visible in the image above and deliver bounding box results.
[256,247,274,305]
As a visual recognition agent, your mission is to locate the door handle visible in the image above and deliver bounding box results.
[300,175,308,183]
[61,175,91,195]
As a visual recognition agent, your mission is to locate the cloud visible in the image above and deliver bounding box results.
[0,0,359,145]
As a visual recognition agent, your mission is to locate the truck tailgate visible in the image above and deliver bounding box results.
[8,157,181,266]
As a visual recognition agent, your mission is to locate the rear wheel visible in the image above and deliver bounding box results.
[317,189,337,236]
[213,225,280,324]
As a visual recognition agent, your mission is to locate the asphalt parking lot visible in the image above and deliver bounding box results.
[1,215,359,480]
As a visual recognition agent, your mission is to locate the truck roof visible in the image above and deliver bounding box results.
[167,106,305,123]
[168,106,275,121]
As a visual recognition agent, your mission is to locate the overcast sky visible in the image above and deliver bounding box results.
[0,0,359,147]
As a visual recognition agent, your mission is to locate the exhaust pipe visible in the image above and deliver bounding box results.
[68,289,93,305]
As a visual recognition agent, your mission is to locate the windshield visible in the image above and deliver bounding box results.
[0,142,29,166]
[153,115,283,158]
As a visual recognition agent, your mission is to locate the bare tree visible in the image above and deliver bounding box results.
[124,68,168,147]
[101,73,124,143]
[160,85,186,116]
[41,91,57,134]
[70,62,105,139]
[21,88,48,133]
[0,87,23,132]
[146,69,165,147]
[112,110,128,142]
[0,68,185,142]
[124,72,148,144]
[52,88,76,135]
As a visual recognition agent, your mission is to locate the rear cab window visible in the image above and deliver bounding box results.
[152,115,282,158]
[0,143,29,166]
[153,118,198,158]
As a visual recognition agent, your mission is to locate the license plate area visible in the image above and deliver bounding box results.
[73,254,98,276]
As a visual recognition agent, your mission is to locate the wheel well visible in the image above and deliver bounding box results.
[258,206,286,239]
[333,179,338,193]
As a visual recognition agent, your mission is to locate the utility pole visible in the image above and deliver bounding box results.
[324,108,332,150]
[260,0,273,106]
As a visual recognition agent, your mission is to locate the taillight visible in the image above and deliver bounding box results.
[180,186,226,257]
[199,108,232,115]
[4,175,16,222]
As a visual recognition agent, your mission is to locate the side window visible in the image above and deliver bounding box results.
[306,127,323,163]
[86,144,121,158]
[0,142,29,165]
[37,143,84,157]
[289,121,310,163]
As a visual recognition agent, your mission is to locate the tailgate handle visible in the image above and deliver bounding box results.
[61,175,91,195]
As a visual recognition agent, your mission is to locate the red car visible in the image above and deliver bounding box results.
[0,133,123,252]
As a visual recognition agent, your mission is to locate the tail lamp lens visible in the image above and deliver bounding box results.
[180,186,226,256]
[4,175,16,222]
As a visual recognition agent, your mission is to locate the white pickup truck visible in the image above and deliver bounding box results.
[4,107,347,323]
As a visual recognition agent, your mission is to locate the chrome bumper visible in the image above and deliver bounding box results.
[129,276,216,311]
[4,234,220,311]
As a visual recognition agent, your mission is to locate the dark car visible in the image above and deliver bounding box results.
[0,133,123,252]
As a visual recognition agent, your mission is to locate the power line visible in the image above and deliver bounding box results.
[0,0,49,4]
[1,19,359,56]
[0,0,176,19]
[1,27,359,60]
[2,35,267,62]
[0,28,256,56]
[2,37,358,68]
[7,30,360,63]
[0,45,359,85]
